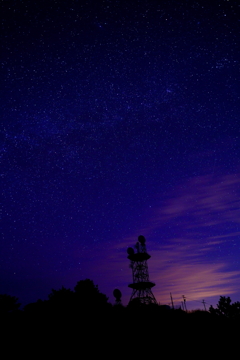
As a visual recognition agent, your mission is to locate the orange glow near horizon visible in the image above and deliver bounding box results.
[109,173,240,307]
[69,173,240,309]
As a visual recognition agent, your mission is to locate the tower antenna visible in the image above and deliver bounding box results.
[113,289,122,305]
[127,235,157,305]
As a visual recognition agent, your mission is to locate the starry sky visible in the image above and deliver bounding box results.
[1,0,240,309]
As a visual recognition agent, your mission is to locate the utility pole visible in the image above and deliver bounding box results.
[170,292,174,309]
[202,299,207,311]
[182,295,187,311]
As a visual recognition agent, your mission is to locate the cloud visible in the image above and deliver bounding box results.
[158,174,240,226]
[70,173,240,308]
[116,173,240,306]
[150,239,240,307]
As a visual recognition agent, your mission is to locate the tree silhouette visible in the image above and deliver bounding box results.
[47,286,75,315]
[0,294,21,315]
[74,279,109,309]
[48,286,74,304]
[217,296,231,316]
[24,299,48,315]
[209,296,240,318]
[231,301,240,317]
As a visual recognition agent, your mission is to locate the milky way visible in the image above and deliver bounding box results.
[1,0,240,308]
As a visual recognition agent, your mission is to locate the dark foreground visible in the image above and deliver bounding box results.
[2,305,239,357]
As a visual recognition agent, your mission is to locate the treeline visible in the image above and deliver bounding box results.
[209,295,240,318]
[1,280,240,355]
[1,279,240,319]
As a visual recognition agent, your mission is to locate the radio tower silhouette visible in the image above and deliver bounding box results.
[127,235,157,305]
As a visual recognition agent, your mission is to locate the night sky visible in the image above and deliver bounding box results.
[1,0,240,309]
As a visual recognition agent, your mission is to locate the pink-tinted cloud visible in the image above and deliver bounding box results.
[149,239,240,308]
[114,173,240,307]
[68,173,240,308]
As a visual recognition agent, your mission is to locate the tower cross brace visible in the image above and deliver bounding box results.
[127,236,157,305]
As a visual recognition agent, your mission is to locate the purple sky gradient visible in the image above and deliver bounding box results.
[1,0,240,310]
